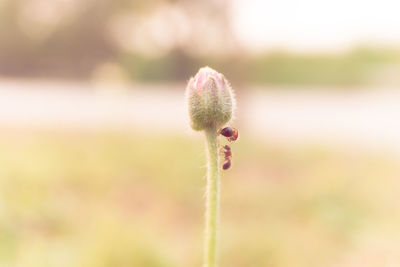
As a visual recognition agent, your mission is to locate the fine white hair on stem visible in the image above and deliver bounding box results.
[186,66,236,267]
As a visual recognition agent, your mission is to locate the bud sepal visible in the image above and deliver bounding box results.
[186,67,235,131]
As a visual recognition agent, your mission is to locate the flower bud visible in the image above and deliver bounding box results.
[186,67,235,131]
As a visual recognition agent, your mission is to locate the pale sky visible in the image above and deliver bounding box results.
[232,0,400,52]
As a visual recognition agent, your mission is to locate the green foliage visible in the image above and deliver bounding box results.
[250,47,400,86]
[0,130,399,266]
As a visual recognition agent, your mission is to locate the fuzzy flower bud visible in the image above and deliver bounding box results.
[186,67,235,131]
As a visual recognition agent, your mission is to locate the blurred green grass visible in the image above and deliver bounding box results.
[118,47,400,87]
[0,130,400,267]
[249,47,400,87]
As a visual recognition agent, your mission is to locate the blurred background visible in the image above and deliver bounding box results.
[2,0,400,266]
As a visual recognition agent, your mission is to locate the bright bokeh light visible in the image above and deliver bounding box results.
[233,0,400,52]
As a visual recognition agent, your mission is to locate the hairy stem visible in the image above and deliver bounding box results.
[204,127,220,267]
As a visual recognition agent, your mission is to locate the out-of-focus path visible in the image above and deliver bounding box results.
[1,80,400,150]
[0,80,186,132]
[246,88,400,150]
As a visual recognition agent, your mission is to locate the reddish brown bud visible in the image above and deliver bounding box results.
[228,128,239,142]
[220,127,233,137]
[224,150,232,158]
[222,160,231,170]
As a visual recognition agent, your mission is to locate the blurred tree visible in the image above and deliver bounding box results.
[0,0,240,81]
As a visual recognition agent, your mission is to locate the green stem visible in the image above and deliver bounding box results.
[204,127,220,267]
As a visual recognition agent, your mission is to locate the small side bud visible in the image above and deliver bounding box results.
[222,160,231,170]
[186,67,235,131]
[220,127,233,137]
